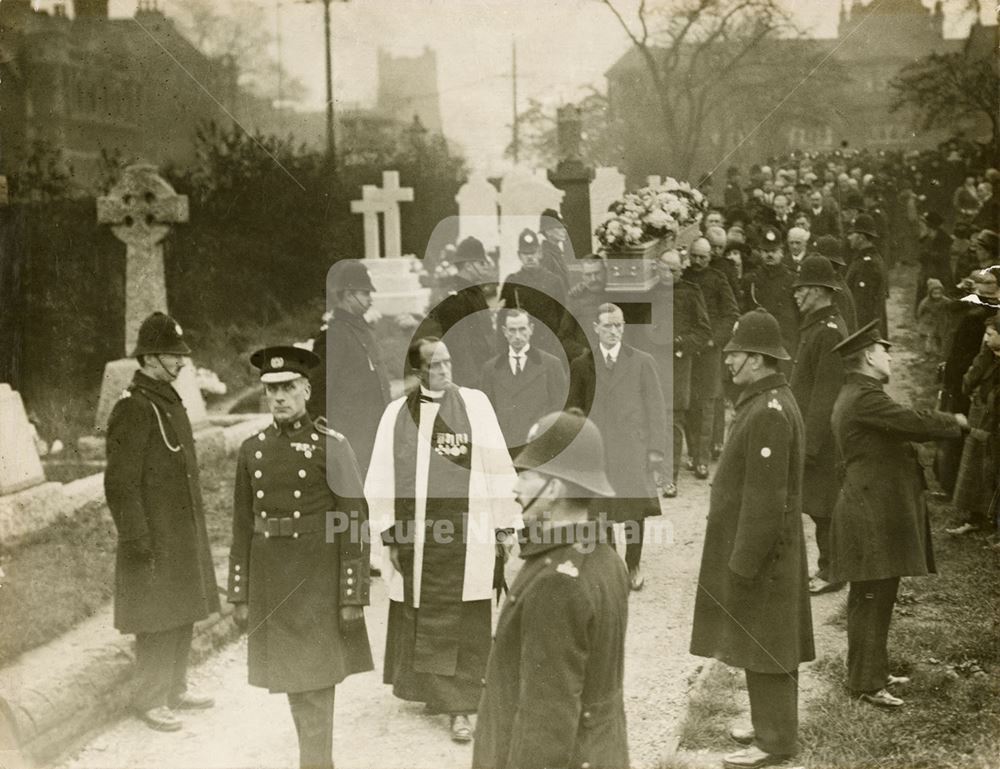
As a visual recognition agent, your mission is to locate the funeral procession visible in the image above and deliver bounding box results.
[1,0,999,768]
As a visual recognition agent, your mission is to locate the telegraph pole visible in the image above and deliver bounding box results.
[511,38,519,165]
[323,0,335,164]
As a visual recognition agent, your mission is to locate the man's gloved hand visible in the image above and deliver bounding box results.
[121,536,154,564]
[232,603,249,632]
[340,606,364,627]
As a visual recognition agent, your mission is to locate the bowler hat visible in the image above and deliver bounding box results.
[453,236,486,263]
[723,309,790,360]
[514,410,615,496]
[814,235,846,266]
[329,259,376,293]
[793,255,840,290]
[832,319,891,358]
[132,312,192,357]
[250,345,320,383]
[850,214,880,239]
[539,209,564,233]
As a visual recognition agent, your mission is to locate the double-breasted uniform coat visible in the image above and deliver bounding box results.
[480,346,568,449]
[790,305,848,520]
[740,264,800,357]
[473,526,629,769]
[567,344,667,522]
[828,374,964,583]
[227,417,373,693]
[845,245,888,338]
[690,373,814,674]
[105,371,220,635]
[684,265,740,400]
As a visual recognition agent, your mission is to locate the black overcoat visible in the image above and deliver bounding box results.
[473,527,629,769]
[790,305,847,519]
[740,263,800,355]
[567,345,667,522]
[422,276,495,388]
[690,374,814,674]
[845,245,888,337]
[227,417,374,693]
[828,374,964,583]
[480,346,568,448]
[685,265,739,400]
[105,372,220,634]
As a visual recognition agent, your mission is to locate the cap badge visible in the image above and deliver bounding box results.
[174,323,183,336]
[270,356,284,368]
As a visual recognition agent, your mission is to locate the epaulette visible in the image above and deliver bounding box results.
[313,416,345,441]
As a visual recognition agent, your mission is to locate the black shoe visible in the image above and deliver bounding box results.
[729,726,754,745]
[711,443,724,459]
[661,482,678,498]
[694,464,710,480]
[169,691,214,710]
[137,706,183,732]
[450,714,473,743]
[859,688,904,708]
[722,746,790,768]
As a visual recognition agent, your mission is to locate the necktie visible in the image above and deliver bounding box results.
[513,354,523,375]
[605,353,615,371]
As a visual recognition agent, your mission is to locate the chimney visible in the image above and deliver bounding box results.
[74,0,109,19]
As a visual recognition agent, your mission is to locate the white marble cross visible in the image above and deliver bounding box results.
[350,170,413,259]
[97,165,189,354]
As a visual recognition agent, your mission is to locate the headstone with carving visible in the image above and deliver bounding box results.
[496,169,564,282]
[93,164,205,432]
[455,172,500,252]
[589,167,627,251]
[548,105,594,263]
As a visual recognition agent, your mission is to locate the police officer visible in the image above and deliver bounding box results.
[829,322,968,708]
[845,214,889,337]
[690,310,814,769]
[499,229,567,354]
[790,256,849,595]
[474,409,629,769]
[105,312,220,732]
[228,346,373,769]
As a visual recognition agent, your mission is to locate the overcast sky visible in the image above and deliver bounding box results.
[43,0,992,170]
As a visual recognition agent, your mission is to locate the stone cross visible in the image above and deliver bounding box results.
[350,170,413,259]
[97,164,188,354]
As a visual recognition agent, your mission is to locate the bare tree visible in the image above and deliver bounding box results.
[891,50,999,155]
[599,0,845,178]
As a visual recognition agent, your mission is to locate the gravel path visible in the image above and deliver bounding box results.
[57,480,713,769]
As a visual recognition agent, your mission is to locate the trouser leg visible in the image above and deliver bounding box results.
[624,518,645,572]
[847,578,900,693]
[687,398,715,467]
[809,515,832,580]
[672,413,686,482]
[712,396,726,448]
[168,624,194,704]
[745,669,798,756]
[134,628,183,711]
[287,687,337,769]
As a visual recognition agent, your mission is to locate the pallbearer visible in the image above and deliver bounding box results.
[228,345,373,769]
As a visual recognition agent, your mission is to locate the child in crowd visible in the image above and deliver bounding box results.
[917,278,950,357]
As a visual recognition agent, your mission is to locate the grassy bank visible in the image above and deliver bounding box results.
[0,451,237,667]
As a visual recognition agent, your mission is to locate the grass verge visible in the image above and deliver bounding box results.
[676,663,746,751]
[0,449,237,667]
[799,517,1000,769]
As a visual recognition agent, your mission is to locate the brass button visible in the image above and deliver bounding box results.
[346,568,354,575]
[298,469,307,479]
[293,532,299,539]
[304,451,313,459]
[264,532,270,539]
[258,433,265,442]
[582,711,591,719]
[293,490,302,499]
[346,577,354,585]
[256,490,264,499]
[311,433,319,441]
[254,470,262,479]
[233,586,240,593]
[234,565,241,572]
[234,575,241,582]
[293,511,301,519]
[346,588,353,596]
[260,511,267,518]
[255,450,262,459]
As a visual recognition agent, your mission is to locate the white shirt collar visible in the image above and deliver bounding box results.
[600,342,622,360]
[419,385,444,399]
[509,344,530,358]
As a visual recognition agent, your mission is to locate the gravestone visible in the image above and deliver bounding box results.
[93,164,206,431]
[547,105,594,262]
[0,383,69,544]
[350,170,414,260]
[349,171,428,316]
[589,167,626,251]
[455,172,500,252]
[497,169,564,282]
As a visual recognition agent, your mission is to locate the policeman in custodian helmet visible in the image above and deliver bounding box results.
[227,345,373,769]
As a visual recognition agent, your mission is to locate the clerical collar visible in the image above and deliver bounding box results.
[419,386,444,400]
[509,344,530,358]
[599,342,622,359]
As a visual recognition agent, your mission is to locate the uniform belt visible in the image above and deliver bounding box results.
[253,513,325,538]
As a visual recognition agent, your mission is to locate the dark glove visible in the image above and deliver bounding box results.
[121,536,153,564]
[232,603,249,632]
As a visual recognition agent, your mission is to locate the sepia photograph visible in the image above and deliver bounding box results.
[0,0,998,767]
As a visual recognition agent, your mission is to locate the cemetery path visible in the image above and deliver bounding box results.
[56,478,713,769]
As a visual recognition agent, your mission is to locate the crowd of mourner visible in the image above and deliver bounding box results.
[102,140,999,769]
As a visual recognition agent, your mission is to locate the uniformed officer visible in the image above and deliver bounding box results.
[790,255,848,595]
[498,228,567,354]
[228,345,373,769]
[474,409,629,769]
[690,309,813,769]
[845,214,889,337]
[105,312,220,733]
[829,322,968,708]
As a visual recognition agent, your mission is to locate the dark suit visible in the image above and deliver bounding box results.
[845,245,888,338]
[830,374,963,693]
[807,207,841,238]
[567,344,666,570]
[421,275,494,388]
[499,267,567,354]
[480,346,568,450]
[741,263,800,357]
